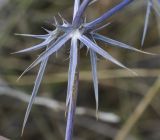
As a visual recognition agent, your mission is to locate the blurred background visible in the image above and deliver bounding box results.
[0,0,160,140]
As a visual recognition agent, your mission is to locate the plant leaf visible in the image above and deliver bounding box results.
[13,39,50,54]
[22,56,49,135]
[90,49,99,116]
[91,22,111,33]
[142,0,152,46]
[152,0,160,16]
[42,27,52,34]
[89,0,98,6]
[15,33,49,39]
[18,33,71,80]
[79,35,137,75]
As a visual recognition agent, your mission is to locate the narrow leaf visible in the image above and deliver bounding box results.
[13,39,50,54]
[79,35,137,75]
[58,13,69,25]
[89,0,98,6]
[22,56,48,135]
[90,49,99,116]
[42,27,52,34]
[15,33,49,39]
[66,38,78,107]
[91,22,111,33]
[53,16,59,27]
[142,0,152,46]
[18,33,71,80]
[152,0,160,16]
[93,33,155,55]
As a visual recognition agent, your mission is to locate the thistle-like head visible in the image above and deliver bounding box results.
[15,0,154,137]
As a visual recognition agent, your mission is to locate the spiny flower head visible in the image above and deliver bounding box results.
[14,0,154,135]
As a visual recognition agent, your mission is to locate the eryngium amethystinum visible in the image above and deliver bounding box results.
[14,0,155,138]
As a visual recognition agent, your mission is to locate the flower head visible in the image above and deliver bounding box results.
[15,0,153,136]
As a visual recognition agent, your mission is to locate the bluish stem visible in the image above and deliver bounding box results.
[73,0,92,28]
[65,48,79,140]
[85,0,135,30]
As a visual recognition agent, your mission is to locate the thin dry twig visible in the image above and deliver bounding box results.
[114,77,160,140]
[5,68,160,86]
[0,86,120,123]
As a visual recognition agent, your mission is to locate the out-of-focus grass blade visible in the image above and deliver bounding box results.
[152,0,160,16]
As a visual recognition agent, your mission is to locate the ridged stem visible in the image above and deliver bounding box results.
[73,0,92,28]
[65,47,79,140]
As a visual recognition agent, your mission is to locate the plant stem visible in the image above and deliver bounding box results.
[85,0,135,31]
[65,48,80,140]
[73,0,92,28]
